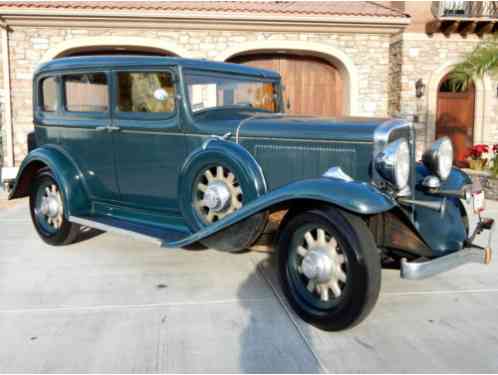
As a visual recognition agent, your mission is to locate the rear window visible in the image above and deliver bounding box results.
[41,77,57,112]
[117,71,176,113]
[63,73,109,112]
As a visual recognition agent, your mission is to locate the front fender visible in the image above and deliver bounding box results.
[9,145,90,217]
[412,164,472,255]
[416,163,472,190]
[167,177,395,248]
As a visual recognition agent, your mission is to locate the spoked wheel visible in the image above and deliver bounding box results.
[278,207,381,331]
[36,183,64,232]
[296,227,348,303]
[188,163,267,252]
[194,165,243,224]
[29,169,80,246]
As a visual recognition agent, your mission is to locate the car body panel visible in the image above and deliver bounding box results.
[9,145,91,217]
[168,177,397,248]
[411,165,472,255]
[237,114,383,142]
[109,66,187,213]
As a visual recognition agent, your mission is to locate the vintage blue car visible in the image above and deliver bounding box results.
[9,56,494,331]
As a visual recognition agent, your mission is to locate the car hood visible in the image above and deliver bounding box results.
[236,114,388,143]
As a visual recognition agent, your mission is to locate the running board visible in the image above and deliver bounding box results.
[400,246,492,280]
[69,215,188,246]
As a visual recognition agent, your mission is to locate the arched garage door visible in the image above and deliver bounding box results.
[56,46,176,58]
[229,53,344,117]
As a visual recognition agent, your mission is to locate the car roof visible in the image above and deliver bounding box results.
[34,55,281,79]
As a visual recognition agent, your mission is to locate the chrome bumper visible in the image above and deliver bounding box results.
[401,217,493,280]
[401,246,491,280]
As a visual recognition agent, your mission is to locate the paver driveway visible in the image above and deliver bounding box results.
[1,197,498,372]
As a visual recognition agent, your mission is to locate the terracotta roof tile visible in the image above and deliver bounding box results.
[0,1,409,18]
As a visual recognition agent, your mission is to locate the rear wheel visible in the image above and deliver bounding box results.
[277,207,381,331]
[29,169,80,246]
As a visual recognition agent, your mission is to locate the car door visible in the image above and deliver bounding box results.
[111,67,187,213]
[59,70,119,202]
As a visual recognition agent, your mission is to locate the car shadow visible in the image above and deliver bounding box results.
[237,249,323,373]
[72,225,104,244]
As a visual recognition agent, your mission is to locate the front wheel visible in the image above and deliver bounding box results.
[29,169,80,246]
[277,207,381,331]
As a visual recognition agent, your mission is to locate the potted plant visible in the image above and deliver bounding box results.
[466,144,489,170]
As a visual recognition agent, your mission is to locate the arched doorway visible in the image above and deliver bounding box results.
[58,45,176,58]
[229,53,344,117]
[436,73,475,166]
[40,37,188,62]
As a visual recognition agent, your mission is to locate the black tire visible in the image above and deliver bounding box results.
[277,206,381,331]
[29,169,80,246]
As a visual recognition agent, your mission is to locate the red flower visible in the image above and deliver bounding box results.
[466,144,489,160]
[493,144,498,153]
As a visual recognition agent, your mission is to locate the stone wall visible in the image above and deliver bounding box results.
[393,32,498,153]
[465,169,498,201]
[0,36,3,168]
[388,38,402,116]
[3,26,392,166]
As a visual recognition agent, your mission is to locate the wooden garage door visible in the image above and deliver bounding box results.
[229,53,343,117]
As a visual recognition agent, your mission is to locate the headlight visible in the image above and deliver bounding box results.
[422,137,453,180]
[375,138,410,190]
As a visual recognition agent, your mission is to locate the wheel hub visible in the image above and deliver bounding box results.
[203,181,231,212]
[40,193,61,218]
[296,228,347,302]
[302,248,334,283]
[195,165,243,223]
[37,184,64,229]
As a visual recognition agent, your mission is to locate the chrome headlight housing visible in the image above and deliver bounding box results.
[375,138,410,190]
[422,137,453,181]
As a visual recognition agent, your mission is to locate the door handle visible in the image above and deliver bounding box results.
[95,125,121,132]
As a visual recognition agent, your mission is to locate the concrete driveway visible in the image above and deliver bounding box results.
[1,196,498,372]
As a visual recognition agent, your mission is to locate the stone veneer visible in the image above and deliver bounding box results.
[0,38,3,167]
[3,26,497,167]
[390,32,498,157]
[0,27,393,166]
[465,169,498,201]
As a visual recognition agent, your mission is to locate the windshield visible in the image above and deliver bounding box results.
[184,71,280,113]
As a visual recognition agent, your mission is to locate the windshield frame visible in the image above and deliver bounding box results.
[182,69,283,116]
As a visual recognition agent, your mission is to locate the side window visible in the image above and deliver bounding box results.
[63,73,109,113]
[41,77,57,112]
[117,71,176,113]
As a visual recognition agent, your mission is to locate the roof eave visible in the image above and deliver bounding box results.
[0,8,411,27]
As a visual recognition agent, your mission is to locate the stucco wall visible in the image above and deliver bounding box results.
[4,26,392,165]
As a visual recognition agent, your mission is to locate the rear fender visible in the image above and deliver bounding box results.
[168,177,396,248]
[9,145,90,217]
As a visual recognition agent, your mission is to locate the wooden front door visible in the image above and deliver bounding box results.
[436,75,475,166]
[229,53,343,117]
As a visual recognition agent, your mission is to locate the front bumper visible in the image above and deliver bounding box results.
[401,217,493,280]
